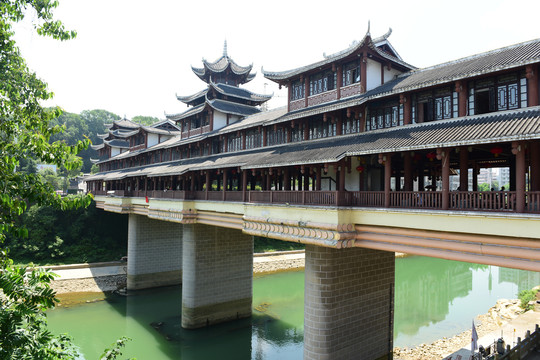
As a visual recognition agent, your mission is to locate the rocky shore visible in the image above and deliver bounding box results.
[393,299,530,360]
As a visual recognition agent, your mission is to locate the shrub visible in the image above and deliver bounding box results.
[518,289,538,310]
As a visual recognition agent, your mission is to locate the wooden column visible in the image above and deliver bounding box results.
[304,76,309,108]
[530,141,540,191]
[304,168,310,191]
[404,153,413,191]
[471,161,478,191]
[266,171,271,191]
[205,171,210,199]
[336,65,342,100]
[456,81,468,117]
[242,170,248,202]
[336,116,342,136]
[526,65,539,107]
[338,166,346,192]
[284,168,290,191]
[459,147,469,191]
[400,94,412,125]
[514,142,526,212]
[440,148,450,210]
[222,169,228,201]
[262,127,267,147]
[361,53,367,94]
[384,154,392,208]
[317,166,322,191]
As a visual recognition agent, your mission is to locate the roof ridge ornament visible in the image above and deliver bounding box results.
[367,20,371,36]
[223,39,228,57]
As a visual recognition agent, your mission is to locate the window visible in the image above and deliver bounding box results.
[245,129,262,149]
[291,123,305,142]
[212,139,222,154]
[342,117,360,135]
[310,70,336,96]
[434,95,452,120]
[469,74,527,115]
[343,60,361,86]
[367,104,403,130]
[190,116,201,129]
[291,80,305,101]
[267,127,286,146]
[227,133,242,152]
[308,118,336,139]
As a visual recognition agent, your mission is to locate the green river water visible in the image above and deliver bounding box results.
[47,256,540,359]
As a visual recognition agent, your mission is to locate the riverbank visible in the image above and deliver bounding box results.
[49,250,306,294]
[48,251,410,294]
[394,299,540,360]
[47,252,538,360]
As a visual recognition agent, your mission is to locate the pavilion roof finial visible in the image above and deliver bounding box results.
[223,39,228,57]
[367,20,371,36]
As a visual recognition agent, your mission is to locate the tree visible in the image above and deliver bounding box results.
[0,2,127,359]
[132,115,161,126]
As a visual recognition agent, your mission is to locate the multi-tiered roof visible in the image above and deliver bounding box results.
[166,42,271,135]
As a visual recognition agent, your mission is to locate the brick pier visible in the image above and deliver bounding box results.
[181,223,253,329]
[304,245,395,360]
[126,214,183,290]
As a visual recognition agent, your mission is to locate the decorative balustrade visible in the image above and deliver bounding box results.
[90,189,540,214]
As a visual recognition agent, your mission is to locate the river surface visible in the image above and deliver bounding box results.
[47,256,540,359]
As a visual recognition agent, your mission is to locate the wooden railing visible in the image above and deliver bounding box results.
[496,324,540,359]
[90,189,540,214]
[526,192,540,212]
[347,191,385,207]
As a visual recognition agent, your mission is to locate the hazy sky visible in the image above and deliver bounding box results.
[13,0,540,120]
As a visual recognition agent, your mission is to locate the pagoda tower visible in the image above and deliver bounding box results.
[166,41,272,139]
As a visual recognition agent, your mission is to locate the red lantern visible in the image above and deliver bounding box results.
[426,152,437,161]
[356,165,364,173]
[490,146,503,157]
[231,169,237,175]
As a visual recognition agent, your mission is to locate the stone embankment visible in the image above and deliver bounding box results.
[50,251,306,294]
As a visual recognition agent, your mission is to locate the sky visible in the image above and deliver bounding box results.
[13,0,540,120]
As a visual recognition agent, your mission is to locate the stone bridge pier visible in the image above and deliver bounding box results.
[181,223,253,329]
[127,214,183,290]
[126,211,396,359]
[304,246,395,360]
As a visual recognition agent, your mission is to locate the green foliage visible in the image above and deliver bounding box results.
[254,236,305,253]
[478,181,500,192]
[38,168,62,191]
[0,254,81,360]
[518,289,538,311]
[132,115,160,126]
[50,109,120,173]
[6,202,127,264]
[0,1,121,358]
[99,337,133,360]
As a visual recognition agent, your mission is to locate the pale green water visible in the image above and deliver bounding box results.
[47,257,539,359]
